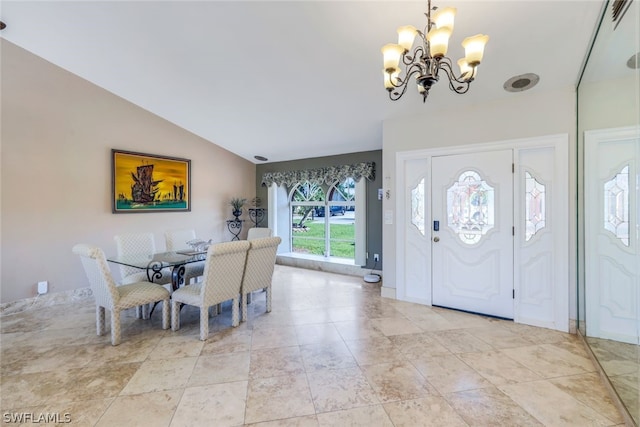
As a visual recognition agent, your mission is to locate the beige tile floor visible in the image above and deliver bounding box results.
[0,265,626,426]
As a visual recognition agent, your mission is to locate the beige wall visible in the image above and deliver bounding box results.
[382,86,578,317]
[1,40,256,303]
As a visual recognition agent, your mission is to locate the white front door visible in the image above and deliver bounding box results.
[585,127,639,344]
[431,150,514,319]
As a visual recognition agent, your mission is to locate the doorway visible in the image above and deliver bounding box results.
[431,150,514,319]
[395,135,569,331]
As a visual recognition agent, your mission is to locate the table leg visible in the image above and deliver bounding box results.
[171,264,186,292]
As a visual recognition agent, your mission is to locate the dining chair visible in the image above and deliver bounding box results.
[164,229,205,285]
[72,244,170,346]
[247,227,273,240]
[113,232,172,286]
[114,232,173,318]
[171,240,250,340]
[240,236,281,322]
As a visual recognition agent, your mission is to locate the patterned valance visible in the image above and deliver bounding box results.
[261,162,375,188]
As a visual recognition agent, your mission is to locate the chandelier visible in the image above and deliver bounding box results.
[381,0,489,102]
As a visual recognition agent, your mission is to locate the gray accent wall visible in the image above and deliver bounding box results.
[255,150,383,270]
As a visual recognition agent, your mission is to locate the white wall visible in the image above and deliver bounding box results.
[1,40,256,303]
[382,86,578,318]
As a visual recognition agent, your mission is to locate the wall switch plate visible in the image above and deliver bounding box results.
[37,281,48,294]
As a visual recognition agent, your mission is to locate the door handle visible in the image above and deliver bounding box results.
[433,237,440,242]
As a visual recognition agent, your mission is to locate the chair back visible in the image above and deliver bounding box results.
[247,227,273,240]
[242,236,281,293]
[114,232,157,279]
[165,229,197,251]
[72,244,119,309]
[200,241,250,306]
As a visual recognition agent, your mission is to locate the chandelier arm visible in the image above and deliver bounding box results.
[390,62,426,89]
[438,59,472,94]
[402,45,425,66]
[389,79,410,101]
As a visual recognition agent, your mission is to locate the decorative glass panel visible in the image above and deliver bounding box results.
[331,177,356,203]
[411,178,425,235]
[603,165,629,246]
[292,181,325,202]
[525,171,546,241]
[447,171,494,244]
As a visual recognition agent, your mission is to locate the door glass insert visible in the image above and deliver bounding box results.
[603,165,629,246]
[411,178,425,235]
[447,170,494,244]
[525,171,546,241]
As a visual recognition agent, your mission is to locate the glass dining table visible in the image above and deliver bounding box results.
[107,250,207,291]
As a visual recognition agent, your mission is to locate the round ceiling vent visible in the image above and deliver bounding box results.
[627,52,640,69]
[503,73,540,93]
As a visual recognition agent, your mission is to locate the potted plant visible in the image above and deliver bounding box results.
[230,197,247,220]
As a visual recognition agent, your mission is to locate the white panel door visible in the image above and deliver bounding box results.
[585,127,639,344]
[432,150,514,319]
[402,158,430,303]
[516,147,556,328]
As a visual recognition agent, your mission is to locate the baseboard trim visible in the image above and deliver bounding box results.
[276,254,381,278]
[381,286,396,299]
[0,287,93,316]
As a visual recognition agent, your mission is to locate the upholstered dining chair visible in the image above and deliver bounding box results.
[240,236,281,322]
[72,244,170,346]
[164,229,205,285]
[247,227,273,240]
[114,232,173,318]
[171,240,250,340]
[113,232,172,286]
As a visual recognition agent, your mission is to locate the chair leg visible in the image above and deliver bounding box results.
[111,308,122,346]
[241,293,248,322]
[266,286,272,313]
[247,292,252,304]
[135,305,142,319]
[141,303,150,320]
[199,306,209,341]
[171,300,181,331]
[96,306,106,336]
[232,297,240,327]
[162,298,170,330]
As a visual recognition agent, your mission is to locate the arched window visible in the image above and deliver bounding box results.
[290,182,326,255]
[262,162,373,266]
[289,178,357,260]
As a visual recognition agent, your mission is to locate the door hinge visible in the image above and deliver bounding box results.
[512,226,515,236]
[513,289,515,299]
[512,163,515,173]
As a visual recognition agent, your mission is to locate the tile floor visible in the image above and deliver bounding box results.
[586,337,638,425]
[0,265,626,426]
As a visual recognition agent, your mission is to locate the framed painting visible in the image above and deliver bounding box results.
[112,149,191,213]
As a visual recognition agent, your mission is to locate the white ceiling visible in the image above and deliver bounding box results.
[1,1,605,163]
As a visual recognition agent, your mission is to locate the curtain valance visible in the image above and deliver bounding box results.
[261,162,375,188]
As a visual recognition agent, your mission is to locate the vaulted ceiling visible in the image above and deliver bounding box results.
[1,1,604,163]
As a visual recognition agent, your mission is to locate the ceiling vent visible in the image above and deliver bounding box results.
[503,73,540,93]
[612,0,632,29]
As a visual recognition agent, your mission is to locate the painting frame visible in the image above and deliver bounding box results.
[112,149,191,213]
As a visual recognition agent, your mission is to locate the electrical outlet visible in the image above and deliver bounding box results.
[37,281,48,294]
[374,254,380,262]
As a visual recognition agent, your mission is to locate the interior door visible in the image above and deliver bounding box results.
[585,128,638,344]
[431,150,514,319]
